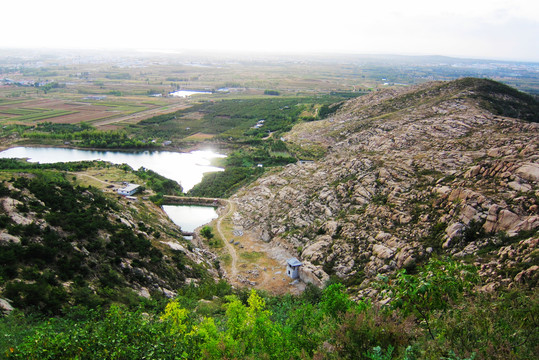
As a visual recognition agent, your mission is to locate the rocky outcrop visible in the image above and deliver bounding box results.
[0,298,14,315]
[232,78,539,291]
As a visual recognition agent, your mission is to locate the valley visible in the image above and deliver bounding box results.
[0,50,538,359]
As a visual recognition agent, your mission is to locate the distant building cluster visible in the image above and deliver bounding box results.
[83,95,107,100]
[252,119,265,129]
[1,78,50,87]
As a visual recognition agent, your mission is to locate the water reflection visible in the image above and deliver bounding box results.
[0,147,225,191]
[162,205,218,233]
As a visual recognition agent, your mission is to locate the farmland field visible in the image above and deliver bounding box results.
[1,49,538,152]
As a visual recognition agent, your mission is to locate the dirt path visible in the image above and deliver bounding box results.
[68,172,111,186]
[217,200,239,280]
[214,200,304,295]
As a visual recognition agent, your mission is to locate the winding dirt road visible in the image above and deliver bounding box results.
[216,199,239,280]
[213,199,301,294]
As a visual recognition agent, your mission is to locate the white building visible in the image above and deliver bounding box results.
[286,258,302,279]
[117,183,140,196]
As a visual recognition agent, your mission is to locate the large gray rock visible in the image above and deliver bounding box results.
[446,222,465,240]
[372,244,395,260]
[496,209,521,232]
[0,298,14,314]
[0,232,20,244]
[515,163,539,182]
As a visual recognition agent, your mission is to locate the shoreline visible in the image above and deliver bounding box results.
[0,141,229,157]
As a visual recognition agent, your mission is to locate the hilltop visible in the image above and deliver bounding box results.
[231,78,539,294]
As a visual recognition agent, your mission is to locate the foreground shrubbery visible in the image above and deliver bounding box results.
[2,259,537,359]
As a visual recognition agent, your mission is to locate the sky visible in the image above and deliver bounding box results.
[1,0,538,62]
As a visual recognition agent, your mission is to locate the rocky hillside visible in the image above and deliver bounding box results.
[0,164,218,314]
[232,78,539,294]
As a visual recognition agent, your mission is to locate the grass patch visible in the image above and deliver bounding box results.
[220,253,232,266]
[240,251,263,261]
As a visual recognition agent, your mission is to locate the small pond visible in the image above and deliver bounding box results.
[162,205,218,234]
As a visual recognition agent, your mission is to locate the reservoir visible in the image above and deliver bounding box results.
[162,205,218,233]
[0,146,225,235]
[169,90,211,97]
[0,146,225,192]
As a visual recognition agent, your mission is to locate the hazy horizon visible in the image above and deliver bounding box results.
[1,0,538,62]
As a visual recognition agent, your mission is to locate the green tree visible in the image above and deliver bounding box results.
[200,226,214,240]
[381,258,478,339]
[320,283,352,318]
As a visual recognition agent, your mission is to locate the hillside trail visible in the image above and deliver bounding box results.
[217,200,238,280]
[214,200,304,295]
[68,172,111,186]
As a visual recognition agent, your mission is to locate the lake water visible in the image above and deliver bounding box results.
[162,205,218,233]
[0,146,225,192]
[169,90,212,97]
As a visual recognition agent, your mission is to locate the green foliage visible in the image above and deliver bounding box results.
[21,122,156,149]
[431,289,538,360]
[441,351,476,360]
[420,222,447,252]
[135,167,183,195]
[105,72,131,80]
[134,95,348,144]
[365,345,394,360]
[451,78,539,122]
[320,283,353,318]
[318,102,343,119]
[200,226,214,240]
[461,219,486,243]
[381,257,479,340]
[7,305,190,359]
[0,158,103,172]
[2,283,537,360]
[188,167,263,198]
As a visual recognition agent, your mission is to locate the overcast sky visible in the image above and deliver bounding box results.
[1,0,538,61]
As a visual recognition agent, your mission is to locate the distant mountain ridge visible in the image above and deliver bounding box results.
[231,78,539,294]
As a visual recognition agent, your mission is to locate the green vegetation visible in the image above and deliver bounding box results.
[0,158,182,196]
[188,167,263,198]
[18,122,157,149]
[134,167,183,195]
[2,51,539,359]
[450,78,539,122]
[1,259,537,359]
[134,96,350,142]
[200,226,214,240]
[0,163,209,316]
[161,96,349,197]
[318,102,344,119]
[2,94,356,197]
[379,258,479,340]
